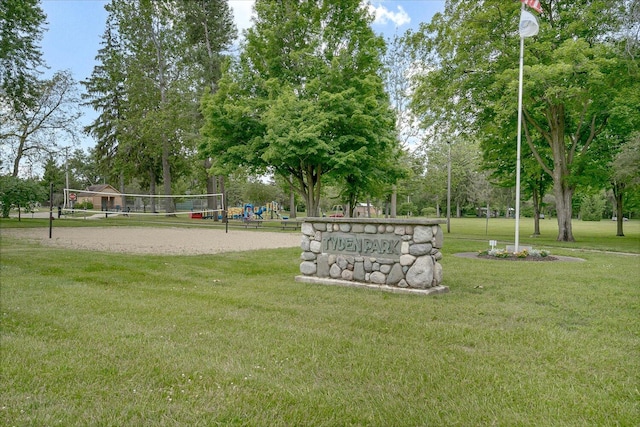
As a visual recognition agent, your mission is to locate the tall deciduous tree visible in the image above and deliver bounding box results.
[0,0,46,111]
[201,0,401,217]
[611,133,640,235]
[410,0,637,242]
[1,70,81,177]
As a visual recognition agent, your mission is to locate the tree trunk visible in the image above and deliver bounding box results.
[298,166,321,217]
[532,186,541,236]
[554,177,575,242]
[205,159,214,208]
[305,190,318,217]
[390,186,397,218]
[12,134,28,177]
[613,183,625,237]
[289,179,296,219]
[347,192,357,217]
[161,134,175,214]
[549,109,575,242]
[149,171,157,213]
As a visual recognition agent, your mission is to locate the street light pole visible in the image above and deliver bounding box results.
[446,140,452,234]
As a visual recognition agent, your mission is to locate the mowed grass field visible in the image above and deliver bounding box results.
[1,217,639,426]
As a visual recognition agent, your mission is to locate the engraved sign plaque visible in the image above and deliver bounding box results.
[322,232,402,259]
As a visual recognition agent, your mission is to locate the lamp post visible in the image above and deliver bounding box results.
[446,140,452,234]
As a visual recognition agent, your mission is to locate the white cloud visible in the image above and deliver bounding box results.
[229,1,410,36]
[229,0,256,36]
[367,2,411,27]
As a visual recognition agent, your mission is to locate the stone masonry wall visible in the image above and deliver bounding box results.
[298,218,445,290]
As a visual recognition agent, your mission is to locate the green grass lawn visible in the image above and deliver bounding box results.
[448,217,640,254]
[1,218,638,426]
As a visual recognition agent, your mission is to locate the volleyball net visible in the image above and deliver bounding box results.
[62,188,225,219]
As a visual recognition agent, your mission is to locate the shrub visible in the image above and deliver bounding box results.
[75,201,94,210]
[421,207,437,217]
[580,194,606,221]
[399,202,417,216]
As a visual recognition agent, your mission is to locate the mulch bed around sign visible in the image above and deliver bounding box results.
[453,252,585,262]
[476,254,558,261]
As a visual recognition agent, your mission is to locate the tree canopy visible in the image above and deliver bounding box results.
[82,0,235,211]
[201,0,403,216]
[0,0,46,111]
[410,0,639,241]
[0,175,46,219]
[1,70,82,177]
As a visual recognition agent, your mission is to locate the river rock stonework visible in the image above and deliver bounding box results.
[295,218,449,295]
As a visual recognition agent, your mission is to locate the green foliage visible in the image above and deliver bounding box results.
[201,0,402,217]
[83,0,235,204]
[0,175,47,217]
[580,193,606,221]
[74,201,94,210]
[40,156,65,195]
[0,0,46,111]
[398,201,417,216]
[81,16,127,185]
[243,180,280,206]
[613,133,640,189]
[410,0,638,242]
[421,206,437,217]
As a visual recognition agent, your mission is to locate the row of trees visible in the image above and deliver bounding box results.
[407,0,639,239]
[2,0,638,239]
[81,0,237,213]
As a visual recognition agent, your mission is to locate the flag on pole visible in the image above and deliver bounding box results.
[520,0,542,14]
[519,9,539,38]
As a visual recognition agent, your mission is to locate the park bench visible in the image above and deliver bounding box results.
[243,220,263,228]
[281,220,302,230]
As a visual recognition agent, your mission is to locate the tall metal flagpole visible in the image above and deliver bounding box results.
[515,30,524,253]
[514,3,527,253]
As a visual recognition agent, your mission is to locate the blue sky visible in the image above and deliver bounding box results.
[39,0,445,150]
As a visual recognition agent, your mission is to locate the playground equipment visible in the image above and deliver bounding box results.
[265,201,282,218]
[184,202,284,221]
[210,201,284,221]
[329,204,345,217]
[243,204,256,220]
[226,207,243,219]
[241,202,283,220]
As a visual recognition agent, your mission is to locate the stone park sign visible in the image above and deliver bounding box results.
[323,232,402,258]
[296,218,449,295]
